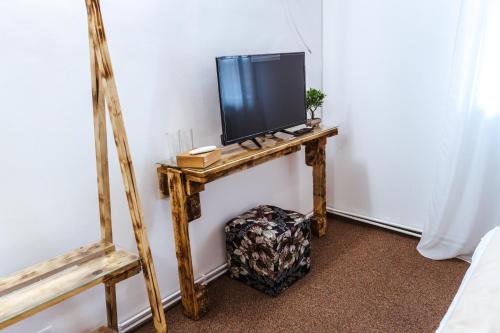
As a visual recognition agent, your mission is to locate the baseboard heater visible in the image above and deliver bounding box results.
[120,208,421,332]
[327,207,422,238]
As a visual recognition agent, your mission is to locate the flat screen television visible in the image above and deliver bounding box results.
[216,52,306,146]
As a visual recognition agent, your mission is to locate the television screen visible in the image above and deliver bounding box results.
[216,52,306,145]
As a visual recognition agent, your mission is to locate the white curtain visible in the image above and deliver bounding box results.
[417,0,500,260]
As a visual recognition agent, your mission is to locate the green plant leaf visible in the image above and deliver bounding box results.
[306,88,326,118]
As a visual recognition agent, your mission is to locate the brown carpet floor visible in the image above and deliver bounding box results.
[135,216,468,333]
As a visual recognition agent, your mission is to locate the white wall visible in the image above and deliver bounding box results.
[323,0,461,230]
[0,1,322,332]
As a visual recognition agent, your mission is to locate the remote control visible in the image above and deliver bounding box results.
[293,127,314,136]
[189,145,217,155]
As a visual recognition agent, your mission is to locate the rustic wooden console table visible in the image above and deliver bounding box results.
[156,126,338,320]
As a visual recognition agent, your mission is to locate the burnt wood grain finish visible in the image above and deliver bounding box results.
[158,127,337,319]
[0,242,115,297]
[104,283,118,330]
[167,169,209,320]
[186,181,205,196]
[85,0,167,331]
[87,5,118,329]
[158,127,337,180]
[105,263,143,286]
[184,145,301,184]
[187,193,202,222]
[0,242,141,329]
[305,137,327,236]
[157,167,170,198]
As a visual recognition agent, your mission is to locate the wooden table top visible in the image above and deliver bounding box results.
[158,126,338,179]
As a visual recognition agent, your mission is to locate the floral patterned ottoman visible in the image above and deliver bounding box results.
[225,205,311,296]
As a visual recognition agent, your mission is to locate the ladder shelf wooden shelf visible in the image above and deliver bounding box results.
[0,241,141,328]
[0,0,168,331]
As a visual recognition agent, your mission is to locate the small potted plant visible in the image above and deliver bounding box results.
[306,88,326,127]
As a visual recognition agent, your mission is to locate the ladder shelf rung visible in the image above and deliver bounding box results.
[0,240,141,329]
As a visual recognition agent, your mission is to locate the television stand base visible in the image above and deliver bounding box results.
[251,138,263,148]
[238,137,263,149]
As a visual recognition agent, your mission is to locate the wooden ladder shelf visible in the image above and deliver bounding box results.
[0,0,167,332]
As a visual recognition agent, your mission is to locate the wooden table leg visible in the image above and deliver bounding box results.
[167,169,208,320]
[305,137,327,237]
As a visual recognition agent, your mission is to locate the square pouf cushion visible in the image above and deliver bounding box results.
[225,205,311,296]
